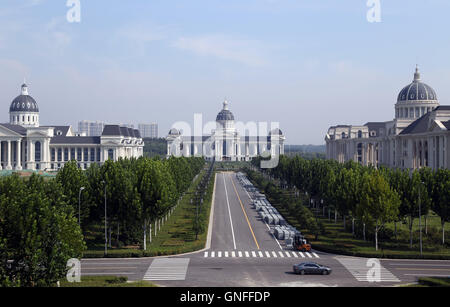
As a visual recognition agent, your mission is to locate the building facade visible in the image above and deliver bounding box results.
[138,123,158,138]
[166,100,285,161]
[325,67,450,171]
[1,83,144,171]
[78,120,105,136]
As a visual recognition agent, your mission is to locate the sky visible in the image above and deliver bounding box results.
[1,0,450,144]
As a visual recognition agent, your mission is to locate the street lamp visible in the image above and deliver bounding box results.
[102,180,107,256]
[419,181,423,256]
[78,186,85,225]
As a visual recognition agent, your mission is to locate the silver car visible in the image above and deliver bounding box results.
[293,262,332,275]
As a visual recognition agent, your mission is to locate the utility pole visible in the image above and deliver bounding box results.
[419,182,423,256]
[103,180,107,256]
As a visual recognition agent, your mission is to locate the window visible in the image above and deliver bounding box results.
[57,148,62,162]
[84,148,89,162]
[97,148,101,162]
[64,148,69,161]
[90,148,95,162]
[358,130,362,138]
[108,149,114,160]
[71,148,75,160]
[51,148,56,161]
[415,107,420,118]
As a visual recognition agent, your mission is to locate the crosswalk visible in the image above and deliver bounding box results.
[203,250,320,259]
[143,258,190,281]
[336,257,400,283]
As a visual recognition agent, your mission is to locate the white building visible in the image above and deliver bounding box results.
[1,83,144,171]
[166,100,285,161]
[325,67,450,170]
[138,123,158,138]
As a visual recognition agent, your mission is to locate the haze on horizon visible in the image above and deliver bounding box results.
[1,0,450,145]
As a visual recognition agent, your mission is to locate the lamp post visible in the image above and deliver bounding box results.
[78,186,85,225]
[419,181,423,256]
[102,180,107,256]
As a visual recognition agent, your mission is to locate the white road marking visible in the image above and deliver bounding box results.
[299,252,305,258]
[272,251,278,258]
[238,251,243,257]
[306,252,312,258]
[245,251,250,258]
[223,174,237,250]
[204,252,208,258]
[336,258,400,282]
[218,251,222,258]
[313,252,319,258]
[258,251,264,258]
[278,251,285,258]
[143,258,190,281]
[224,251,229,257]
[265,251,271,258]
[231,251,236,257]
[285,251,291,258]
[292,252,298,258]
[211,251,215,258]
[251,251,257,257]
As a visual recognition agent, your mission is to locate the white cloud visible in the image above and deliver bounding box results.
[173,34,268,67]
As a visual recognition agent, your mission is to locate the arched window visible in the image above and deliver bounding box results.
[35,141,41,162]
[358,130,362,138]
[108,149,114,160]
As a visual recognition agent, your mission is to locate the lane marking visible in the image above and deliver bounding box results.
[245,251,249,258]
[292,252,298,258]
[231,251,236,257]
[299,252,305,258]
[258,251,264,258]
[218,251,222,258]
[230,174,260,250]
[224,251,229,257]
[272,251,278,258]
[204,252,208,258]
[278,251,285,258]
[285,251,291,258]
[313,252,319,258]
[223,173,237,250]
[251,251,257,257]
[143,258,190,281]
[238,251,242,257]
[265,251,271,258]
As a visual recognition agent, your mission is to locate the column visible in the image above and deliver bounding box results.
[6,141,12,170]
[16,140,22,170]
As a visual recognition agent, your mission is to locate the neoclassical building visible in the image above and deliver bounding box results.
[166,100,285,161]
[325,67,450,170]
[1,83,144,171]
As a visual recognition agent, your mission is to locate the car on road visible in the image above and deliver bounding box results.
[293,262,332,275]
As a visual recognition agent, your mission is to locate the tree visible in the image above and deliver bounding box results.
[432,169,450,245]
[358,172,400,251]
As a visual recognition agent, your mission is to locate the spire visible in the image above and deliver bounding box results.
[21,83,29,95]
[223,99,229,110]
[413,65,421,82]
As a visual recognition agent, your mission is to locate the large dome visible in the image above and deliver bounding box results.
[10,84,39,112]
[216,100,234,121]
[397,67,437,103]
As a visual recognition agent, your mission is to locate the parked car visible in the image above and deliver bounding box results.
[293,262,332,275]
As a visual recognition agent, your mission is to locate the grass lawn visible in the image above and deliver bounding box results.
[405,277,450,287]
[60,276,157,287]
[83,169,215,258]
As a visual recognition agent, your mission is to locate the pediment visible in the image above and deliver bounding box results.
[0,125,23,137]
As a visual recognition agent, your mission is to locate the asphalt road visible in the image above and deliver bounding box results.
[80,172,450,287]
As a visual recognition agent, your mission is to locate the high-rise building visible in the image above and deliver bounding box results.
[78,120,105,136]
[138,123,158,138]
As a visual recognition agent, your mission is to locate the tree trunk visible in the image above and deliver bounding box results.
[363,223,366,241]
[352,218,355,235]
[109,227,112,248]
[343,215,346,231]
[143,221,147,250]
[117,222,119,246]
[425,215,428,235]
[409,216,413,249]
[334,210,337,224]
[375,224,379,251]
[328,208,331,221]
[394,222,397,241]
[443,220,446,245]
[149,223,152,243]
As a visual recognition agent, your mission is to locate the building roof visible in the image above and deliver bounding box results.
[41,126,71,136]
[399,112,432,135]
[50,136,101,145]
[443,121,450,130]
[0,123,27,135]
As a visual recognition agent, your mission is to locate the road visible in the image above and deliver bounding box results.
[81,172,450,287]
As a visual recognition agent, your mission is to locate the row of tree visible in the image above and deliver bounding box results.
[252,156,450,250]
[0,156,205,286]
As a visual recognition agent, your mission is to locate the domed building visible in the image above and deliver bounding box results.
[0,83,144,171]
[326,67,450,170]
[166,100,285,161]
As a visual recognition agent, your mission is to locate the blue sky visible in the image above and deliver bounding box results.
[1,0,450,144]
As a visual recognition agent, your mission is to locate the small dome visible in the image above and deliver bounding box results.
[397,67,437,103]
[269,128,283,135]
[216,100,235,121]
[168,128,180,136]
[10,84,39,112]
